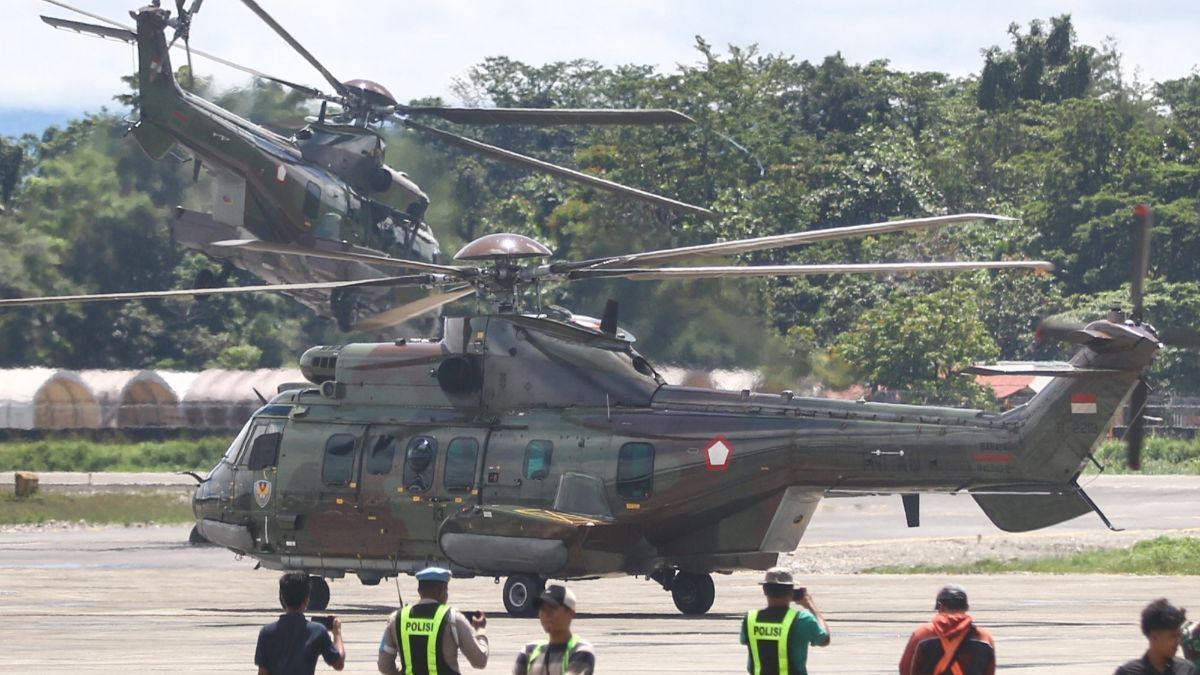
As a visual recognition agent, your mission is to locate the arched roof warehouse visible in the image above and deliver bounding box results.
[180,369,305,430]
[79,370,183,428]
[0,368,101,430]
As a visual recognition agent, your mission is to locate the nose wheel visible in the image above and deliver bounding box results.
[308,575,330,611]
[502,574,544,618]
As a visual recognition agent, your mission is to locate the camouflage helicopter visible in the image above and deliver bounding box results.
[12,208,1193,616]
[39,0,711,331]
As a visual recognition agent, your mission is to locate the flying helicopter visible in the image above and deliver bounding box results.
[39,0,712,331]
[9,207,1192,616]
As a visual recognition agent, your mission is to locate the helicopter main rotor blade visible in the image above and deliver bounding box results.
[212,239,473,277]
[556,213,1018,271]
[0,275,447,308]
[238,0,348,99]
[398,106,695,126]
[401,119,714,219]
[565,260,1055,281]
[355,286,477,332]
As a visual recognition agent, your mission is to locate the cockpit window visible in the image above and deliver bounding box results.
[257,404,292,417]
[321,434,357,486]
[303,181,321,220]
[220,421,252,465]
[237,419,286,467]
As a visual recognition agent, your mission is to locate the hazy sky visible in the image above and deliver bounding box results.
[2,0,1198,136]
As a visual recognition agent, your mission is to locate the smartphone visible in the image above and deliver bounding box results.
[311,615,335,630]
[793,587,807,602]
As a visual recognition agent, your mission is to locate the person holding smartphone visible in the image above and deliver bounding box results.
[739,567,830,675]
[377,566,489,675]
[255,572,346,675]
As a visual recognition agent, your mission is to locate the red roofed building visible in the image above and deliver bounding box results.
[975,374,1044,408]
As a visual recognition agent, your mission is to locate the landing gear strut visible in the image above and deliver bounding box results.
[308,575,330,611]
[653,568,716,615]
[502,574,544,618]
[330,288,360,333]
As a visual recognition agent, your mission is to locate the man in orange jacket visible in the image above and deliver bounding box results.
[899,585,995,675]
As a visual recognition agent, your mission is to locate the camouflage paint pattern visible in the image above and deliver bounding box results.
[193,313,1153,587]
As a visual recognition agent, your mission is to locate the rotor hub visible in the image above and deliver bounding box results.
[342,79,397,110]
[454,233,552,261]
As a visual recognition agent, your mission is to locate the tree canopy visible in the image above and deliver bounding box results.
[3,14,1198,406]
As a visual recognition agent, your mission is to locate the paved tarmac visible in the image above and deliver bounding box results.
[3,475,1200,673]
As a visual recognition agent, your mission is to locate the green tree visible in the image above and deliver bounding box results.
[833,284,1000,406]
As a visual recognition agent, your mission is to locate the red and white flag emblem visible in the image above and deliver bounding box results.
[704,436,734,471]
[1071,392,1097,415]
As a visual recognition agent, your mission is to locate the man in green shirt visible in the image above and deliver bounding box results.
[739,567,830,675]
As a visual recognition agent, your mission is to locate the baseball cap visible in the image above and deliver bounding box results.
[534,583,577,610]
[759,567,795,587]
[415,566,451,583]
[935,584,969,610]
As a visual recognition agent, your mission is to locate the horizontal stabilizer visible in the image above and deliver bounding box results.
[972,488,1094,532]
[964,361,1129,377]
[42,16,135,42]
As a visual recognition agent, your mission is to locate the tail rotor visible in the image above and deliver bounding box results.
[170,0,203,89]
[1035,204,1200,469]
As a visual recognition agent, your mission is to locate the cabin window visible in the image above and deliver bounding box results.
[617,442,654,500]
[523,440,553,480]
[321,434,357,486]
[444,438,479,492]
[403,436,437,493]
[365,434,397,476]
[303,181,321,220]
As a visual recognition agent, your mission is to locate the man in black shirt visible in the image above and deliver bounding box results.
[256,572,346,675]
[1115,598,1199,675]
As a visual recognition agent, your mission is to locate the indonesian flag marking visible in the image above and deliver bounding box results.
[704,436,734,472]
[1071,392,1098,415]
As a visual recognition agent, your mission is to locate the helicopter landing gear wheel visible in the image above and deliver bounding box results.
[502,574,544,618]
[187,524,208,545]
[192,263,233,301]
[330,289,360,333]
[308,576,330,611]
[671,572,715,615]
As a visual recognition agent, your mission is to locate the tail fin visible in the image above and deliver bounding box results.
[961,338,1150,532]
[967,357,1140,482]
[132,5,181,113]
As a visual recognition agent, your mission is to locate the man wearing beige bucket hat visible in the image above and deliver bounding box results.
[739,567,830,675]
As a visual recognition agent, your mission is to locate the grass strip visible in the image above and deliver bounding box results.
[863,536,1200,575]
[1085,438,1200,475]
[0,491,194,525]
[0,437,229,472]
